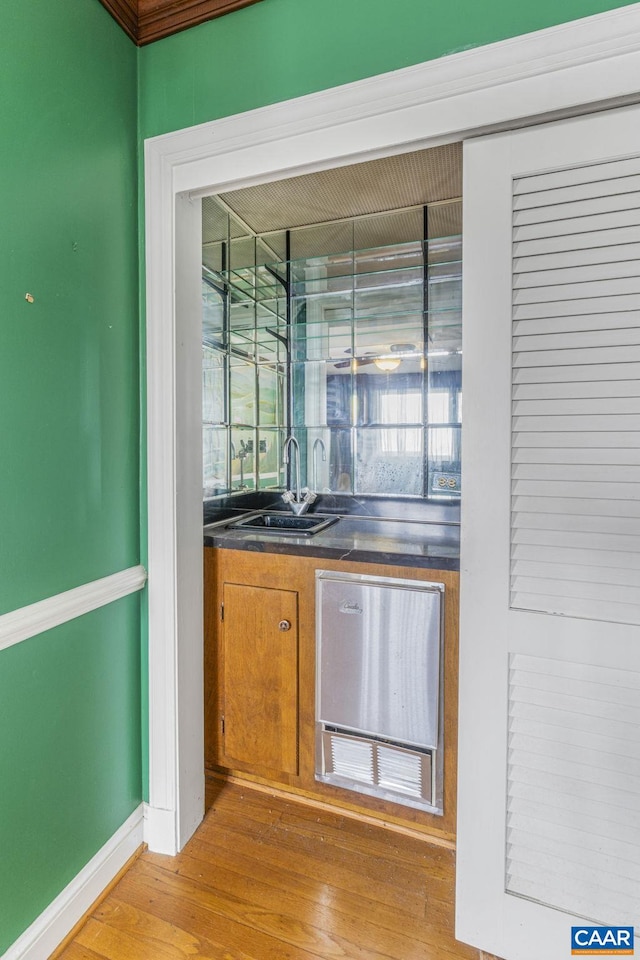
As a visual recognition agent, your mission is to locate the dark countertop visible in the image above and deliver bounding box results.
[203,510,460,572]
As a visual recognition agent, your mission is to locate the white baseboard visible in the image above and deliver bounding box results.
[143,802,178,855]
[2,805,144,960]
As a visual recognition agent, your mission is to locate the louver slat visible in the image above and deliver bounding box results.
[512,511,640,534]
[512,447,640,464]
[514,207,640,241]
[513,156,640,193]
[512,462,638,480]
[513,377,640,398]
[513,175,640,210]
[511,159,640,626]
[514,261,640,286]
[513,277,640,304]
[514,242,640,272]
[513,399,640,418]
[513,191,640,227]
[514,329,640,352]
[512,561,639,588]
[514,297,640,320]
[511,544,640,570]
[514,225,640,258]
[513,358,640,382]
[512,432,640,448]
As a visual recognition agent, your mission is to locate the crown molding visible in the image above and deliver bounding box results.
[99,0,138,42]
[98,0,263,45]
[138,0,264,44]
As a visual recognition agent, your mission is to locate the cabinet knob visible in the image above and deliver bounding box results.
[278,619,292,632]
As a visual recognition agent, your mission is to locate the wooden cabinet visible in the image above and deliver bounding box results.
[219,582,299,779]
[204,547,460,841]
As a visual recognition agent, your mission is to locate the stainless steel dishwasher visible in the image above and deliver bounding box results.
[316,570,444,814]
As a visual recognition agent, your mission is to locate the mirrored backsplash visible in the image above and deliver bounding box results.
[202,201,461,501]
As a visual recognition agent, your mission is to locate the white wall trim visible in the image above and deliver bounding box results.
[142,802,178,855]
[2,805,144,960]
[144,2,640,856]
[0,566,147,654]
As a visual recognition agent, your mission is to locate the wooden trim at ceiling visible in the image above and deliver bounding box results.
[98,0,264,45]
[99,0,138,43]
[138,0,264,44]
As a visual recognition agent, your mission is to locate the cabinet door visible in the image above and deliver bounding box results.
[220,582,299,779]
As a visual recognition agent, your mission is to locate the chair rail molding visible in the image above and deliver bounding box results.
[144,2,640,855]
[0,566,147,654]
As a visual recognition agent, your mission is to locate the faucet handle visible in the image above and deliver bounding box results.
[281,490,295,503]
[302,488,317,505]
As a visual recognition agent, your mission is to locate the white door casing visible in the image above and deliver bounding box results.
[458,103,640,960]
[143,0,640,870]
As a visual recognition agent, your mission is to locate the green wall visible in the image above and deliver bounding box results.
[1,2,139,615]
[139,0,637,139]
[0,1,140,952]
[0,597,142,953]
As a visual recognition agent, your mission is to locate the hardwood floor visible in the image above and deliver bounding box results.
[56,780,481,960]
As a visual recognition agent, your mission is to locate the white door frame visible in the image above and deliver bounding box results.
[143,3,640,855]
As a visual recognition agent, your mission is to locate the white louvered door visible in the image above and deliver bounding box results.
[457,104,640,960]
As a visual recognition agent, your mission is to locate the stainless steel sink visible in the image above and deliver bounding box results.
[227,511,339,536]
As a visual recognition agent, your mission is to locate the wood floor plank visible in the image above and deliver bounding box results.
[57,780,480,960]
[279,809,450,866]
[167,836,454,939]
[119,861,425,960]
[193,814,427,917]
[114,867,331,960]
[79,907,255,960]
[148,846,474,960]
[200,805,457,915]
[214,796,450,877]
[56,943,106,960]
[209,782,451,869]
[78,916,191,960]
[187,832,458,939]
[204,797,435,880]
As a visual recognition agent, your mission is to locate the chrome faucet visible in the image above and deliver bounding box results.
[312,437,326,493]
[236,440,250,490]
[230,439,248,490]
[283,436,302,505]
[282,436,316,515]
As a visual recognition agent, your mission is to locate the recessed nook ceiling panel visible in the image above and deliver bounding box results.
[214,143,462,236]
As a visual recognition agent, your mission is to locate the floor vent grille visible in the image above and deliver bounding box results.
[318,726,436,811]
